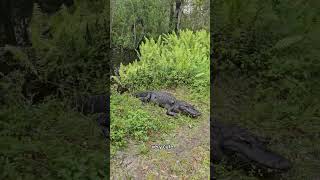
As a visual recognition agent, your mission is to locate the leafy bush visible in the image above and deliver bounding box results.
[0,100,107,179]
[0,1,110,179]
[110,92,163,154]
[28,1,109,99]
[117,29,209,97]
[212,0,320,179]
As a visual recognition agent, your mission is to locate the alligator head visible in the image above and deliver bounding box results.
[176,101,201,118]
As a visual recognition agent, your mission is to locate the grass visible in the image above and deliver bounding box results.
[110,86,209,154]
[0,100,107,179]
[110,86,210,178]
[213,70,320,179]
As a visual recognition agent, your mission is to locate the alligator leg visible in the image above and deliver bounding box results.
[166,107,178,117]
[166,110,178,117]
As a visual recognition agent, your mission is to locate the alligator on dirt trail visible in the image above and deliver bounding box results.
[134,91,201,118]
[211,118,291,176]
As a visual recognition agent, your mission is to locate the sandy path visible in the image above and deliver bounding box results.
[111,114,210,179]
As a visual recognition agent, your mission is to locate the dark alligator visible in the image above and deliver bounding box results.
[211,118,291,177]
[134,91,201,118]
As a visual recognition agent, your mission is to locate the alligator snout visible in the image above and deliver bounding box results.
[191,111,201,118]
[185,108,201,118]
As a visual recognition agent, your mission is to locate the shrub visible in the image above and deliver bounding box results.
[28,2,109,99]
[110,92,162,154]
[118,29,210,97]
[0,100,107,179]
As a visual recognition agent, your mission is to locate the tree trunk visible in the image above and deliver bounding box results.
[169,1,175,30]
[174,0,182,33]
[169,0,182,33]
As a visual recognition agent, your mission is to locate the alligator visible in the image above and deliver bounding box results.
[134,91,201,118]
[211,118,291,176]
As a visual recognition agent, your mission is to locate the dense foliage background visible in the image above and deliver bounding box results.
[1,0,109,179]
[212,0,320,179]
[111,0,209,49]
[1,0,211,179]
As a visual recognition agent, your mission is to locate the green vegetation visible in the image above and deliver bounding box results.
[111,0,210,49]
[117,29,210,98]
[29,1,109,97]
[111,0,171,49]
[110,92,163,152]
[110,88,208,154]
[0,101,107,179]
[212,0,320,179]
[111,30,210,153]
[110,0,210,178]
[1,0,109,179]
[110,87,210,178]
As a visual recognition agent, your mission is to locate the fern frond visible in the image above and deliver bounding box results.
[272,35,304,50]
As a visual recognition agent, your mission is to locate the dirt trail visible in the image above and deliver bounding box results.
[111,114,210,179]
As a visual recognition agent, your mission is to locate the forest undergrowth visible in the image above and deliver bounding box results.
[212,0,320,179]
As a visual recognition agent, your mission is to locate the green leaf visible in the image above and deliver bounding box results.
[272,35,304,50]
